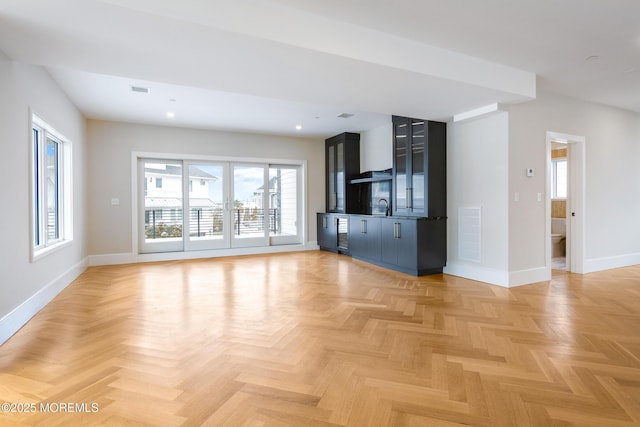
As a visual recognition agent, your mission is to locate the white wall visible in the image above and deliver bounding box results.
[509,91,640,273]
[0,53,87,343]
[360,122,392,172]
[444,112,510,285]
[87,120,324,256]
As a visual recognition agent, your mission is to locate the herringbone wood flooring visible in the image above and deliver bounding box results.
[1,251,639,426]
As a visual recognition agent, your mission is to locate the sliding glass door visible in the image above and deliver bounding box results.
[139,158,301,254]
[184,162,230,251]
[231,164,269,248]
[269,165,300,245]
[140,159,185,253]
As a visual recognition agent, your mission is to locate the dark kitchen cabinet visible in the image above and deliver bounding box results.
[326,133,360,213]
[380,217,446,276]
[392,116,446,218]
[347,215,446,276]
[381,218,417,271]
[317,213,350,254]
[349,215,381,261]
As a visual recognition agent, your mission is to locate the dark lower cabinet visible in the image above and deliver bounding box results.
[349,215,381,261]
[381,218,418,272]
[317,213,350,254]
[336,214,446,276]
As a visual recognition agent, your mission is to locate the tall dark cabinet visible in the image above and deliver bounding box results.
[325,132,360,213]
[392,116,446,218]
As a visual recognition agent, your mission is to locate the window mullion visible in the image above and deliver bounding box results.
[55,139,63,242]
[39,132,48,247]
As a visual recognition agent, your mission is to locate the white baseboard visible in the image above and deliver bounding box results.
[509,267,550,287]
[444,262,510,287]
[89,242,320,266]
[0,258,88,345]
[88,252,137,266]
[584,252,640,274]
[444,263,551,288]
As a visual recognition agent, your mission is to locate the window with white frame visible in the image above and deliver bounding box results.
[32,114,72,259]
[551,159,567,199]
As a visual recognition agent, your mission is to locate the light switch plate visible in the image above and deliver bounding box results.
[111,198,120,206]
[526,168,534,177]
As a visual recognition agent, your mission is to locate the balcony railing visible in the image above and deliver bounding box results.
[144,208,280,239]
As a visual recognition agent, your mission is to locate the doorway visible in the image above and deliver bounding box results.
[545,132,586,274]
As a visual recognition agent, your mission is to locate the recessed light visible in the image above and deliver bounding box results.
[169,98,177,102]
[295,125,302,130]
[623,67,636,74]
[337,113,355,119]
[167,112,175,118]
[585,55,599,62]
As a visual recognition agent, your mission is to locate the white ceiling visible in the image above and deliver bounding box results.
[0,0,638,137]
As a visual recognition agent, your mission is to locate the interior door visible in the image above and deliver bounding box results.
[231,164,269,248]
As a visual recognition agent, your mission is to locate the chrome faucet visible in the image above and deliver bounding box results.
[377,198,390,216]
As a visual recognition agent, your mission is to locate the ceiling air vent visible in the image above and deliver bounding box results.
[337,113,355,119]
[130,85,150,94]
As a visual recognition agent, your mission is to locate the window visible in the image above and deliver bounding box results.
[552,159,567,199]
[31,115,72,259]
[156,177,163,188]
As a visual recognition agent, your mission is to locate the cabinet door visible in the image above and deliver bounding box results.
[327,144,336,211]
[335,142,345,212]
[366,217,381,261]
[394,220,417,270]
[352,216,381,260]
[381,219,417,269]
[317,214,337,252]
[381,219,398,265]
[393,118,410,214]
[410,119,426,214]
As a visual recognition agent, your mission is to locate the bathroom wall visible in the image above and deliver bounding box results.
[551,200,566,218]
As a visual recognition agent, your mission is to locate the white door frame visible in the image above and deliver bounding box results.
[545,131,586,274]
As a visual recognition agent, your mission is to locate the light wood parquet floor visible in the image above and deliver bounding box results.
[1,251,639,426]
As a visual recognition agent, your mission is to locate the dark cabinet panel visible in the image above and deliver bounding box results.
[380,217,446,275]
[392,116,446,218]
[349,215,381,261]
[326,133,360,213]
[381,218,417,269]
[317,213,337,253]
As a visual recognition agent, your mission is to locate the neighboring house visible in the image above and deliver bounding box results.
[143,164,220,238]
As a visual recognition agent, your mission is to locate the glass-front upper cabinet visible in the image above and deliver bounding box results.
[411,119,426,212]
[392,116,447,218]
[393,119,409,212]
[325,133,360,213]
